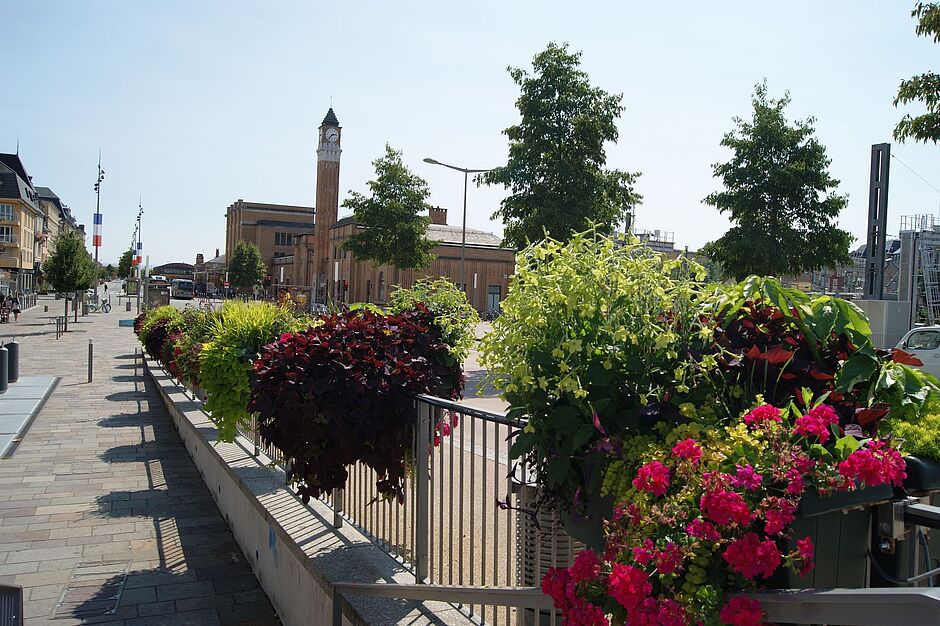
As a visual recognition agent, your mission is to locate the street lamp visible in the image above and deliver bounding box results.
[422,158,492,302]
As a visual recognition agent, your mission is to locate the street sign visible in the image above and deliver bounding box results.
[223,281,230,287]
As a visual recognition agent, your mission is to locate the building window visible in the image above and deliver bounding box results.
[0,226,13,243]
[273,252,286,259]
[487,285,502,312]
[275,232,294,246]
[378,272,386,301]
[0,205,13,222]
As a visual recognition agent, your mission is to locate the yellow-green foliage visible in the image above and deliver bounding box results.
[887,395,940,462]
[388,278,480,362]
[138,306,180,344]
[200,301,308,441]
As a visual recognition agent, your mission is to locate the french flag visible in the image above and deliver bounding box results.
[92,213,102,248]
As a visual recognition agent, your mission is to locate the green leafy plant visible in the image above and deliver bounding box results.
[200,301,307,441]
[480,227,712,509]
[388,277,480,362]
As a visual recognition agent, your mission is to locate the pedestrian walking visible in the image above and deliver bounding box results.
[11,293,21,322]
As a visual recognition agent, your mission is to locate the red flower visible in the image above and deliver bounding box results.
[720,596,766,626]
[743,404,781,427]
[632,539,655,566]
[792,406,839,443]
[541,568,572,611]
[700,488,753,527]
[760,496,796,536]
[672,438,702,463]
[654,542,684,575]
[796,536,815,575]
[633,461,671,497]
[630,597,689,626]
[838,441,907,487]
[686,518,721,542]
[784,467,806,496]
[565,597,609,626]
[607,563,651,611]
[570,550,601,583]
[723,532,782,580]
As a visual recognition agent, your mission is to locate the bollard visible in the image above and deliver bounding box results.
[7,337,19,383]
[88,338,93,383]
[0,343,8,394]
[44,305,48,312]
[126,300,131,312]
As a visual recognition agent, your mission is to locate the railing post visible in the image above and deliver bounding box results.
[332,586,343,626]
[415,400,431,583]
[252,415,260,457]
[332,487,344,528]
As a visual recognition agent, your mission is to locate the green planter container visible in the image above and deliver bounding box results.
[770,484,893,589]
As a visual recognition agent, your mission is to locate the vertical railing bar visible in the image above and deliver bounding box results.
[438,408,444,584]
[469,412,476,617]
[415,400,431,582]
[550,527,558,626]
[448,409,455,587]
[492,420,499,625]
[458,409,465,591]
[504,423,511,626]
[482,415,488,624]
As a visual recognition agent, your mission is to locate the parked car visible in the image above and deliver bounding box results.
[896,326,940,378]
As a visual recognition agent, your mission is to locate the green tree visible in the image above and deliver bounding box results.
[228,241,267,294]
[479,42,641,249]
[701,82,852,281]
[894,2,940,144]
[342,144,435,272]
[118,249,133,278]
[44,230,96,330]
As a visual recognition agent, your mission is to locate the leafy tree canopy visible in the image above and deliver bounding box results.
[895,2,940,144]
[118,249,133,278]
[228,241,267,293]
[702,81,853,281]
[479,42,641,249]
[342,144,435,271]
[44,230,96,293]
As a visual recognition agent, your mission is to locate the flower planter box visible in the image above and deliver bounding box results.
[771,485,893,590]
[870,457,940,587]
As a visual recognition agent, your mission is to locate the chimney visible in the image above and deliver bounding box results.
[215,248,219,258]
[429,206,447,226]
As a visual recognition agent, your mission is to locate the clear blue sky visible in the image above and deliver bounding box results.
[2,0,938,266]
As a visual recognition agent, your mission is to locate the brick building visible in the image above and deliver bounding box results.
[225,108,515,311]
[224,200,315,268]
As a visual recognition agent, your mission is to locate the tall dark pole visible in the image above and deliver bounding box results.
[93,154,104,303]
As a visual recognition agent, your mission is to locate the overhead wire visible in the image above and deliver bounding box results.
[892,151,940,196]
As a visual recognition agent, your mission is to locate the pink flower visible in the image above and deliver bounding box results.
[279,332,292,342]
[784,467,806,496]
[686,518,721,542]
[632,539,655,566]
[730,464,763,491]
[760,496,796,536]
[607,563,651,611]
[838,441,907,487]
[723,532,782,580]
[744,404,781,427]
[630,597,689,626]
[796,536,815,575]
[672,438,702,463]
[720,596,766,626]
[700,488,753,527]
[633,461,671,497]
[793,414,833,443]
[654,542,684,575]
[566,597,609,626]
[570,550,601,583]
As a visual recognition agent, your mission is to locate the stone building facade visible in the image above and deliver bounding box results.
[224,200,315,269]
[225,108,515,312]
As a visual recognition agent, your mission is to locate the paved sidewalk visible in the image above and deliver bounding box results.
[0,295,279,625]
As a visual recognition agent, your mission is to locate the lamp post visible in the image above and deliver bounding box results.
[92,154,105,303]
[422,158,492,303]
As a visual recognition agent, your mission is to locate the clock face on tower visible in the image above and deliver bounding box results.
[325,128,339,144]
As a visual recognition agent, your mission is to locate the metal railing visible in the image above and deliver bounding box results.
[234,393,575,626]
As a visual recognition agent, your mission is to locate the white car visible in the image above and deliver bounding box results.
[896,326,940,378]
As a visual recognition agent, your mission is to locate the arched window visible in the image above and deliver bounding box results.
[378,272,386,301]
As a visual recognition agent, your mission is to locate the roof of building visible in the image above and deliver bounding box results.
[322,108,339,126]
[0,154,32,187]
[330,215,507,248]
[852,239,901,258]
[205,253,226,266]
[251,219,315,229]
[153,262,195,272]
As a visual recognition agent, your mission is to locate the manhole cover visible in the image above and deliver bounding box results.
[52,561,129,619]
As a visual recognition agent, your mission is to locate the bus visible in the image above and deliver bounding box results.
[171,278,195,300]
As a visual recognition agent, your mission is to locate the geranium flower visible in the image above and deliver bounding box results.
[720,596,765,626]
[672,438,702,463]
[570,550,601,583]
[743,404,780,427]
[723,532,781,579]
[700,488,753,526]
[632,539,655,566]
[633,461,671,497]
[838,440,907,487]
[686,518,721,542]
[796,536,815,575]
[541,567,572,611]
[792,405,839,443]
[608,563,651,611]
[760,496,796,536]
[730,464,763,490]
[654,542,684,575]
[630,597,689,626]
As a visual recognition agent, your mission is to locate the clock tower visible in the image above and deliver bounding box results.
[315,107,341,283]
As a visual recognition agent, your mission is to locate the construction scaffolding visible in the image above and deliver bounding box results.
[900,215,940,326]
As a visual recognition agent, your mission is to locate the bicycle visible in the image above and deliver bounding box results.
[87,298,111,313]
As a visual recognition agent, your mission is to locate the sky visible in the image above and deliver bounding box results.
[2,0,939,267]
